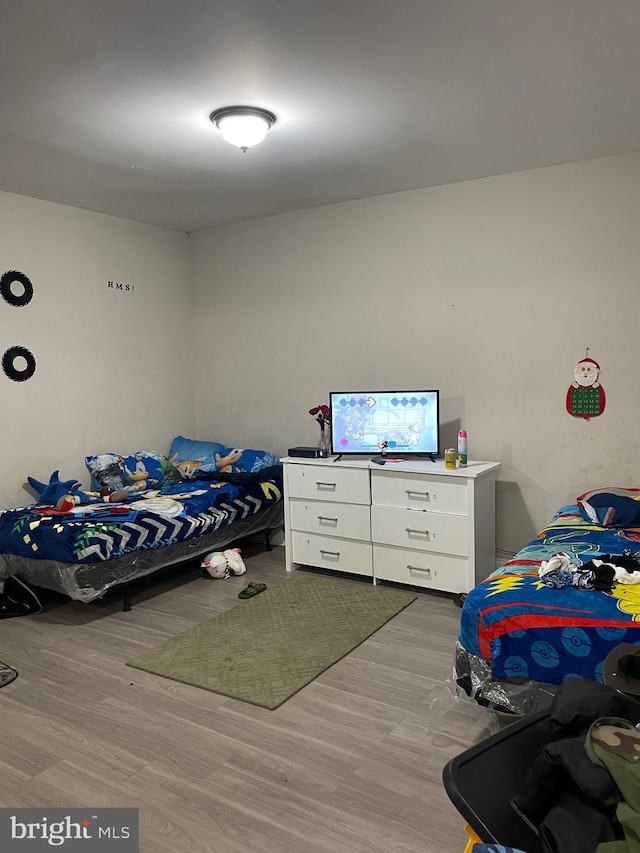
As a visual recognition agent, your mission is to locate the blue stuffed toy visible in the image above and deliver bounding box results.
[27,470,129,512]
[27,470,92,510]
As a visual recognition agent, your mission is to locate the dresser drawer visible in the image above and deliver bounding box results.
[290,499,371,541]
[291,531,373,576]
[373,544,471,593]
[371,470,468,515]
[287,464,370,504]
[370,505,468,557]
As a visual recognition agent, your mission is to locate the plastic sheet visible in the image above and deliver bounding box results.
[454,640,558,716]
[425,678,503,752]
[0,502,283,602]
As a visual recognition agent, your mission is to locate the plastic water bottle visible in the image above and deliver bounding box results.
[457,430,467,468]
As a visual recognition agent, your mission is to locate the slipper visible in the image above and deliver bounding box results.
[238,582,267,599]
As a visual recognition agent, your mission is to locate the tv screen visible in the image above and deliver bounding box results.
[329,390,440,457]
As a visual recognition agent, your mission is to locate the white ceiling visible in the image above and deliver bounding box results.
[2,0,640,232]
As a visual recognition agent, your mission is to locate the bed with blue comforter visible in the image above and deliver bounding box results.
[457,490,640,713]
[0,437,284,605]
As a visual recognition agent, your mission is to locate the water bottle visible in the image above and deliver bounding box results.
[457,429,467,468]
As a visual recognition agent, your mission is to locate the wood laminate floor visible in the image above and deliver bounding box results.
[0,545,501,852]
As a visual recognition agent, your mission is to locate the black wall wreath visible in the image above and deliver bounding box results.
[1,269,36,382]
[1,270,34,307]
[2,346,36,382]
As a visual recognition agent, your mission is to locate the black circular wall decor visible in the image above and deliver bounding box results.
[1,270,34,307]
[2,346,36,382]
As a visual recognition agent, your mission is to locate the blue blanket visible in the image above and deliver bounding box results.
[0,476,282,564]
[459,503,640,685]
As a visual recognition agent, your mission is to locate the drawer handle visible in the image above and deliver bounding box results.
[407,564,431,574]
[316,481,337,489]
[405,489,430,497]
[320,549,340,557]
[405,527,429,535]
[317,515,338,523]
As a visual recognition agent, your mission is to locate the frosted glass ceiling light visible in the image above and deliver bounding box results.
[209,106,276,153]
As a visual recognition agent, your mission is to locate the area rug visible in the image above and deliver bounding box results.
[0,660,18,688]
[126,574,417,709]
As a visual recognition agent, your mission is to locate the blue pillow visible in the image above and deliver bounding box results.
[215,447,280,474]
[168,436,279,478]
[85,453,129,491]
[86,451,181,490]
[120,452,181,489]
[577,488,640,528]
[168,435,227,478]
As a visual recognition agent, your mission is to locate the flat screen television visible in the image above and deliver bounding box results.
[329,390,440,458]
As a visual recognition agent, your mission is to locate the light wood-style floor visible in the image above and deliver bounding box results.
[0,544,500,853]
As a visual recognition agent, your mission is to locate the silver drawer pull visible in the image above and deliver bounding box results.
[316,481,337,488]
[320,549,340,557]
[318,515,338,523]
[405,527,429,535]
[407,565,431,573]
[405,489,429,497]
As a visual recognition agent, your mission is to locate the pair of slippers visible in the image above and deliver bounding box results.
[238,582,267,599]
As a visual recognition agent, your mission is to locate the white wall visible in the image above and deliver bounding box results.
[0,192,196,509]
[3,153,637,552]
[190,151,640,553]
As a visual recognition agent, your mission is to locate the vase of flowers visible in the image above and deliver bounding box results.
[309,404,331,457]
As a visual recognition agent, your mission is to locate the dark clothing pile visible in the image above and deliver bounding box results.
[539,564,616,590]
[512,679,640,853]
[539,550,640,591]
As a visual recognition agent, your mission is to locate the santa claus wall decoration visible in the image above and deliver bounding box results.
[566,353,606,420]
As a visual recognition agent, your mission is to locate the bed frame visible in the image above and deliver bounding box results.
[0,501,283,611]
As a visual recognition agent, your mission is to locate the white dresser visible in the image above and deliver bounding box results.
[281,456,500,593]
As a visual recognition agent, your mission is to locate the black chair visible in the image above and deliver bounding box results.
[442,710,552,853]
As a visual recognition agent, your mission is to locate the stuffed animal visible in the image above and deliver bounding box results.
[201,548,247,578]
[27,470,129,512]
[224,548,246,575]
[201,552,229,579]
[28,471,91,511]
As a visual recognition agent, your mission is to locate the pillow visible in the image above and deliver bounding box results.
[168,436,280,479]
[168,435,227,479]
[215,447,280,474]
[85,453,128,491]
[86,451,182,491]
[120,451,182,489]
[577,487,640,528]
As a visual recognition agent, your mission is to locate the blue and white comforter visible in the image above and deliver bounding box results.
[0,477,282,564]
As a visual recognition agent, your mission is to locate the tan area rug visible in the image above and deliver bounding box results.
[127,573,417,709]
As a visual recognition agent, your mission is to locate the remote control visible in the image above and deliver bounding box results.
[371,457,386,465]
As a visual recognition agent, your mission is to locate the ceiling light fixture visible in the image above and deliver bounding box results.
[209,106,276,153]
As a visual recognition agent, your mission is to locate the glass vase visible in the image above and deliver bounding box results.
[318,427,330,458]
